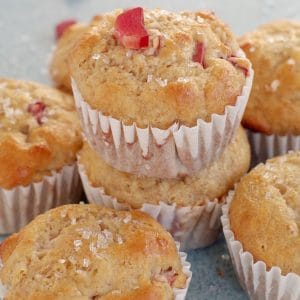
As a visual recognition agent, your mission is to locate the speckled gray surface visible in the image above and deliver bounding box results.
[1,1,299,299]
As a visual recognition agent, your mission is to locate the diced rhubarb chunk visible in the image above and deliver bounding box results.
[55,19,77,40]
[28,101,46,124]
[114,7,149,49]
[192,42,205,66]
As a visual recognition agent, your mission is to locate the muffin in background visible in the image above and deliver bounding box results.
[50,22,88,93]
[70,7,252,178]
[0,204,191,299]
[240,20,300,163]
[78,127,251,250]
[222,152,300,299]
[0,78,82,234]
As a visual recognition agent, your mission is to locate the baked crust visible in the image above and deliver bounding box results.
[69,9,249,129]
[0,204,186,299]
[49,23,88,93]
[240,20,300,135]
[0,78,82,189]
[78,127,250,208]
[230,152,300,275]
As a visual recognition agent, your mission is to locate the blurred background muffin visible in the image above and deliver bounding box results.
[240,20,300,163]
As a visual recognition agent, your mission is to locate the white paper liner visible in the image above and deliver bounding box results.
[248,130,300,164]
[72,52,253,178]
[221,190,300,300]
[0,164,82,234]
[78,161,223,251]
[0,241,191,300]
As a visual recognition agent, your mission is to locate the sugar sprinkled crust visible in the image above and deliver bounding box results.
[230,152,300,275]
[69,9,249,129]
[79,127,250,208]
[0,78,82,189]
[240,20,300,135]
[0,204,186,299]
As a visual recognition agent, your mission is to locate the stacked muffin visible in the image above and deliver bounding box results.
[64,8,253,250]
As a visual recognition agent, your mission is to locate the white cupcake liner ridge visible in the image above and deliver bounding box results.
[0,164,82,234]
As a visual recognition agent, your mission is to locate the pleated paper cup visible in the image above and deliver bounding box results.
[0,242,191,300]
[72,52,253,179]
[0,164,82,234]
[221,191,300,300]
[248,130,300,165]
[78,161,224,251]
[174,242,192,300]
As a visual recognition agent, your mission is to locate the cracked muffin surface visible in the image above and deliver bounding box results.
[69,8,250,129]
[0,204,187,300]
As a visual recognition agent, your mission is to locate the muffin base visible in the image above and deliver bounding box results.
[248,130,300,165]
[0,164,82,234]
[78,161,224,251]
[221,191,300,300]
[72,51,253,179]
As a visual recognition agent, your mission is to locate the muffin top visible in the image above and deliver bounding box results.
[69,8,250,129]
[0,204,187,300]
[50,22,88,93]
[240,20,300,135]
[0,78,82,189]
[230,152,300,275]
[79,127,250,208]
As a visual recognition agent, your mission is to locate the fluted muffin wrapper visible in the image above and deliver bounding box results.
[78,161,224,251]
[221,190,300,300]
[174,242,192,300]
[248,130,300,165]
[72,54,253,179]
[0,164,82,234]
[0,239,191,300]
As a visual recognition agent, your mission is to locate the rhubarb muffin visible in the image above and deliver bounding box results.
[50,21,88,93]
[222,152,300,298]
[240,20,300,161]
[0,78,82,234]
[78,127,251,250]
[0,204,190,299]
[69,7,252,178]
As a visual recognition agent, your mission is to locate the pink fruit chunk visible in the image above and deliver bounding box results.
[114,7,149,49]
[55,19,77,40]
[192,42,205,66]
[28,101,46,125]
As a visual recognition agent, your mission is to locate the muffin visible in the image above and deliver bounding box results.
[239,20,300,162]
[50,21,88,93]
[78,127,250,250]
[0,204,191,299]
[0,78,82,234]
[69,8,253,178]
[221,152,300,299]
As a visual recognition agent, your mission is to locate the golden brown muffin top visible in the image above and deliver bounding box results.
[79,127,250,208]
[230,152,300,275]
[50,22,88,93]
[69,9,250,129]
[0,78,82,189]
[0,204,187,300]
[240,20,300,135]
